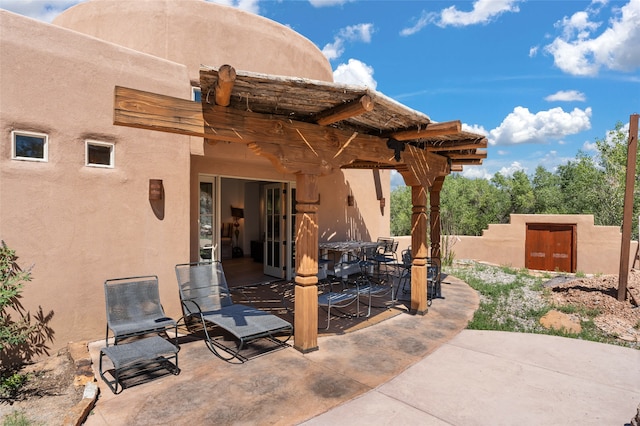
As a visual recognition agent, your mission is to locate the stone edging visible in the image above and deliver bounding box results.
[63,342,99,426]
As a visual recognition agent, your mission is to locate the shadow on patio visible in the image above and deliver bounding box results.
[85,265,479,425]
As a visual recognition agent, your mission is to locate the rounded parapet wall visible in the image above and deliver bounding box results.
[53,0,333,82]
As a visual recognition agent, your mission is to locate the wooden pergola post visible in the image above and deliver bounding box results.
[410,185,429,314]
[429,176,445,263]
[618,113,640,302]
[293,173,320,352]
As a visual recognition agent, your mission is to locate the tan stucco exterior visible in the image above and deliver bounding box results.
[450,214,637,274]
[1,1,390,355]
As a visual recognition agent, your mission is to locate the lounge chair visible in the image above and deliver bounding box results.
[103,275,178,346]
[100,275,180,393]
[175,261,293,362]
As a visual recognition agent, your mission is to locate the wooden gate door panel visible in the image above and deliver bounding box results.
[525,224,576,272]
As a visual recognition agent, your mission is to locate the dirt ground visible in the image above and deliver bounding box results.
[0,346,84,425]
[1,271,639,425]
[549,269,640,344]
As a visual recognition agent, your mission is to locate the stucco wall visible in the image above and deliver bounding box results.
[53,0,333,83]
[450,214,637,274]
[1,10,191,353]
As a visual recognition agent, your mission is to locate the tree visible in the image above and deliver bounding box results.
[441,175,507,236]
[491,170,535,215]
[390,185,411,236]
[532,166,565,214]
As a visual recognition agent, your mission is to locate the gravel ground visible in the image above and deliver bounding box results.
[447,260,640,349]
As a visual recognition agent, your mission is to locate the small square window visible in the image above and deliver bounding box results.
[11,130,48,161]
[86,140,114,168]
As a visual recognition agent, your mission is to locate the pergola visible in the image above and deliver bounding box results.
[113,64,487,352]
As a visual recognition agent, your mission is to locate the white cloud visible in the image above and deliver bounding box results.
[545,0,640,76]
[0,0,82,22]
[497,150,508,156]
[583,141,598,151]
[497,161,526,176]
[461,167,493,180]
[400,0,520,35]
[322,23,374,61]
[544,90,587,102]
[438,0,521,27]
[529,46,539,58]
[207,0,260,15]
[489,106,592,145]
[333,59,377,89]
[462,123,489,136]
[400,11,436,36]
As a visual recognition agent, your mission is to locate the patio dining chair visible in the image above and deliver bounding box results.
[175,261,293,363]
[317,261,360,329]
[399,249,442,306]
[345,256,397,318]
[371,238,399,283]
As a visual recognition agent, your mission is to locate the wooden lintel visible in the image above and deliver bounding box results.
[214,64,236,107]
[445,152,487,160]
[450,164,464,172]
[314,95,374,126]
[426,139,488,152]
[114,86,204,136]
[451,159,483,165]
[391,120,461,141]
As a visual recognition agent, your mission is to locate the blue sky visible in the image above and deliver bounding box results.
[3,0,639,188]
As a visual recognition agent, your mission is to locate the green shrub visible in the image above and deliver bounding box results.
[0,241,54,374]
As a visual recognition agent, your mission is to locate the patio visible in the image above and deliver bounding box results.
[85,272,479,425]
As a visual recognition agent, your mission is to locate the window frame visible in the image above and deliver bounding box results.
[85,140,115,168]
[11,130,49,162]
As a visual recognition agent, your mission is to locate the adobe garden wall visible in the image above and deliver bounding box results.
[451,214,637,274]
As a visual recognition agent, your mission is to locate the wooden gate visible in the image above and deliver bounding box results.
[525,223,576,272]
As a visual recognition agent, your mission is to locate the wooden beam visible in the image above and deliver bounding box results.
[314,95,373,126]
[391,120,461,141]
[450,164,464,172]
[114,86,204,136]
[213,64,236,107]
[451,159,483,165]
[427,140,488,152]
[445,152,487,160]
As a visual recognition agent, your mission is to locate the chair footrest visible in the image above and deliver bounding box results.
[100,336,179,393]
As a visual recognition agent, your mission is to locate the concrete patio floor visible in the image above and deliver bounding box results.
[84,275,640,425]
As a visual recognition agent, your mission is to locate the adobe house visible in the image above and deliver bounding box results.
[1,0,486,354]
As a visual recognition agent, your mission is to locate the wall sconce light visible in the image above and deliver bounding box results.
[149,179,163,200]
[347,194,354,206]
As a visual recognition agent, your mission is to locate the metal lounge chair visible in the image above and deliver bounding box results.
[175,261,293,362]
[100,275,180,393]
[103,275,178,346]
